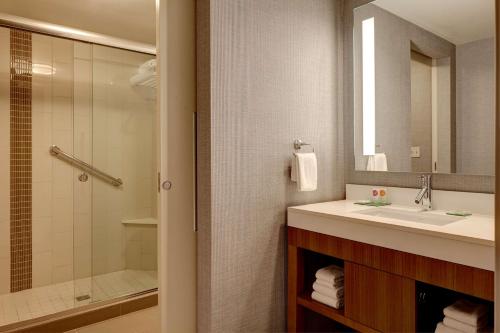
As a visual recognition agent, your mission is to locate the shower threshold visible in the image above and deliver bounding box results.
[0,269,157,327]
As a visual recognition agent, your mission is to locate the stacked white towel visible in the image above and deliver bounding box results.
[435,300,489,333]
[311,265,344,309]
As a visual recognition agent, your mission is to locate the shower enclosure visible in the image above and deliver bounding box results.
[0,26,157,327]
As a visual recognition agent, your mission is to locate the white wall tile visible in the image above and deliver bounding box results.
[0,220,9,258]
[52,232,73,268]
[0,258,9,294]
[32,181,53,218]
[32,217,52,254]
[32,252,52,287]
[32,108,53,183]
[74,42,91,60]
[52,265,73,284]
[52,197,73,234]
[52,160,73,199]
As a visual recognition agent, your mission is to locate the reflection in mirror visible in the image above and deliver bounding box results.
[353,0,495,176]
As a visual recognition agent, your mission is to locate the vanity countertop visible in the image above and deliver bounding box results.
[288,200,494,270]
[289,200,493,246]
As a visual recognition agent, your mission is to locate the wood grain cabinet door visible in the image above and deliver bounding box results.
[344,262,416,332]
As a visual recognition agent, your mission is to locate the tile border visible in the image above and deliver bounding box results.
[9,28,33,292]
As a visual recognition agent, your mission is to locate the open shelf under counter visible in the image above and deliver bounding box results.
[297,291,379,333]
[287,227,494,333]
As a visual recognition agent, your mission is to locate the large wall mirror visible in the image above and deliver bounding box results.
[353,0,495,176]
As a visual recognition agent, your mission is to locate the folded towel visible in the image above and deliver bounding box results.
[443,300,488,326]
[315,265,344,284]
[315,276,344,288]
[435,322,463,333]
[138,59,156,73]
[366,153,388,171]
[313,281,344,299]
[292,153,317,191]
[444,316,487,333]
[311,291,343,309]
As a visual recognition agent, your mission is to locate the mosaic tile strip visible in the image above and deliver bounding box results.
[10,29,32,293]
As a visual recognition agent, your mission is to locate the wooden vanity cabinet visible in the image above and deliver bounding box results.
[287,227,494,333]
[344,262,415,332]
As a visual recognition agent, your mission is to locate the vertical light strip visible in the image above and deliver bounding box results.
[362,17,375,156]
[431,59,438,172]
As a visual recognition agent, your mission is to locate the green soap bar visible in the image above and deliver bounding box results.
[368,202,392,207]
[354,200,371,205]
[354,201,392,207]
[446,211,472,217]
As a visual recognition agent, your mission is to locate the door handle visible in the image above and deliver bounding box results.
[162,180,172,191]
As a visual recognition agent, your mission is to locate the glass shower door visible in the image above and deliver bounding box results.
[88,44,158,303]
[0,25,157,329]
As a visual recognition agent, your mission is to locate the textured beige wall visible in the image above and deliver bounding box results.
[197,0,345,331]
[456,38,496,176]
[410,51,433,173]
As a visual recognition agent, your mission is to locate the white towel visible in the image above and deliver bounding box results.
[443,300,488,327]
[312,281,344,299]
[311,291,343,309]
[315,277,344,288]
[435,322,463,333]
[290,156,297,182]
[292,153,317,191]
[444,316,487,333]
[366,153,388,171]
[315,265,344,284]
[138,59,156,73]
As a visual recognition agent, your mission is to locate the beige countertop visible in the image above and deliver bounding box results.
[289,200,494,246]
[288,200,494,271]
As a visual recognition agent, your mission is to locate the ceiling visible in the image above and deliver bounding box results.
[374,0,494,45]
[0,0,156,45]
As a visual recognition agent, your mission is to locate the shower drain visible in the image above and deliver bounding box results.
[75,294,91,302]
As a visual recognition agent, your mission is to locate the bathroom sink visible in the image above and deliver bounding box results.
[356,207,463,226]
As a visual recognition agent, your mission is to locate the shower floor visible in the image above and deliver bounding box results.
[0,269,157,327]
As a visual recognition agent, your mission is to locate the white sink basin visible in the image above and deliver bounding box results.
[357,207,463,226]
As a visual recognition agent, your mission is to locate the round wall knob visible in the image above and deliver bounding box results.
[162,180,172,190]
[78,173,89,182]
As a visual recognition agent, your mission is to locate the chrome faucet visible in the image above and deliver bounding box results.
[415,174,432,210]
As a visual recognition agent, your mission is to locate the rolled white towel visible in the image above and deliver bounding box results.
[443,300,488,327]
[313,281,344,299]
[315,276,344,288]
[444,316,487,333]
[315,265,344,285]
[311,291,343,309]
[435,322,463,333]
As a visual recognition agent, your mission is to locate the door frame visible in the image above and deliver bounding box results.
[157,0,197,332]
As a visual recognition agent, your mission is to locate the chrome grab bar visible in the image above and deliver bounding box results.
[49,145,123,187]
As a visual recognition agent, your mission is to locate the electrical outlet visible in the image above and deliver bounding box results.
[411,146,420,158]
